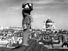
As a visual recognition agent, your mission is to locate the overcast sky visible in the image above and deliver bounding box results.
[0,0,68,30]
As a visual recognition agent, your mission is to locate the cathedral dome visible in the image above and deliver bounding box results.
[46,19,53,23]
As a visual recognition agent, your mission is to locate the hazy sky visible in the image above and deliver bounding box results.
[0,0,68,30]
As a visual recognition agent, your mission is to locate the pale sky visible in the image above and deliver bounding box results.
[0,0,68,30]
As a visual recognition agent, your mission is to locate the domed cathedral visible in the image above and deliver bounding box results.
[46,19,55,33]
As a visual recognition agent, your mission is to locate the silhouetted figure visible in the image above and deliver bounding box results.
[22,3,33,31]
[22,3,33,46]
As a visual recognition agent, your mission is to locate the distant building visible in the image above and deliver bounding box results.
[42,21,46,31]
[0,26,9,30]
[9,27,23,30]
[46,19,55,33]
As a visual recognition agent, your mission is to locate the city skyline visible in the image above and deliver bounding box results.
[0,0,68,30]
